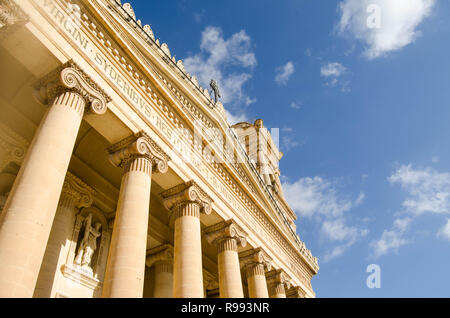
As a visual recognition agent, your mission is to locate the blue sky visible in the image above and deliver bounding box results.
[127,0,450,297]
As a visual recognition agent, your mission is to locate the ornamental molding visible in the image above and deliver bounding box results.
[60,264,102,290]
[33,60,111,115]
[203,219,247,248]
[266,269,292,290]
[239,247,272,271]
[146,244,173,268]
[107,131,170,174]
[0,0,28,28]
[61,172,95,209]
[160,180,213,216]
[0,123,29,170]
[286,286,307,299]
[203,269,219,291]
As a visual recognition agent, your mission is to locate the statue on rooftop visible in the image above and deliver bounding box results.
[210,79,221,105]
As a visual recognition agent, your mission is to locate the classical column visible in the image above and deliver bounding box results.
[286,286,306,299]
[146,244,174,298]
[266,269,291,298]
[161,181,213,298]
[102,132,169,298]
[34,172,94,298]
[239,248,272,298]
[204,220,247,298]
[0,61,109,297]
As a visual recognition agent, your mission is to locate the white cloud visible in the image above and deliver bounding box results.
[282,176,367,261]
[370,217,412,258]
[321,62,346,78]
[438,219,450,241]
[184,26,257,122]
[290,101,302,110]
[275,61,295,85]
[320,62,349,91]
[338,0,435,59]
[389,164,450,215]
[374,164,450,257]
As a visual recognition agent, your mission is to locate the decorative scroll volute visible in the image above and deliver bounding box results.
[0,0,28,29]
[203,219,248,248]
[61,172,95,209]
[239,247,272,271]
[107,131,170,173]
[33,61,111,115]
[146,244,173,268]
[266,269,292,290]
[160,180,213,216]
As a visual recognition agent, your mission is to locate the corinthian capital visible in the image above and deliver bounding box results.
[160,180,212,216]
[33,61,111,115]
[61,172,95,209]
[239,247,272,272]
[203,220,247,252]
[107,131,170,173]
[0,0,28,29]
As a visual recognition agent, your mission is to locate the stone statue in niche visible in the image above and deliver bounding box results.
[74,213,102,269]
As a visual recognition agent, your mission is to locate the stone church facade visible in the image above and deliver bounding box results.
[0,0,318,298]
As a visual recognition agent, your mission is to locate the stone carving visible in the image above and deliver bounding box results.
[239,247,272,272]
[62,172,95,209]
[122,2,136,20]
[107,131,170,173]
[161,43,171,57]
[143,24,155,39]
[33,61,111,115]
[286,286,306,298]
[160,180,213,216]
[176,60,185,73]
[266,269,292,292]
[74,213,102,269]
[210,79,221,105]
[0,0,28,30]
[146,244,173,267]
[203,219,247,249]
[203,269,219,291]
[191,75,199,87]
[0,124,28,171]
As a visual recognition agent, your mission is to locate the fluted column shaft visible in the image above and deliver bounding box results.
[217,238,244,298]
[34,193,77,298]
[102,157,152,298]
[153,261,173,298]
[173,202,204,298]
[0,91,86,297]
[34,172,94,298]
[247,263,269,298]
